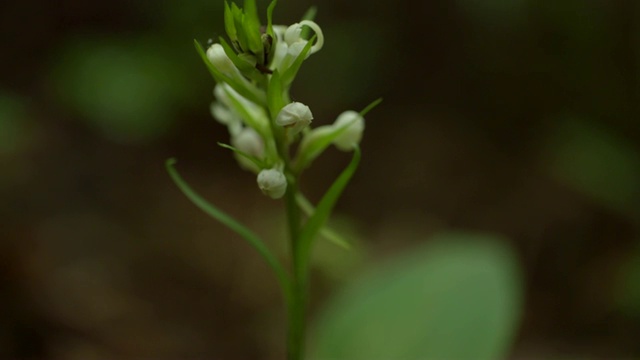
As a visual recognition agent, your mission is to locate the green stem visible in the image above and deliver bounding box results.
[285,177,307,360]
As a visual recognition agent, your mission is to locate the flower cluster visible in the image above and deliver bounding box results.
[201,0,369,199]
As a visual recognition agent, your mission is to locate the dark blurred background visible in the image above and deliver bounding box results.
[1,0,640,358]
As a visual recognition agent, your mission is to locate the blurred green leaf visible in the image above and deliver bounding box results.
[456,0,528,27]
[51,37,189,142]
[310,214,367,282]
[543,116,640,214]
[615,246,640,317]
[0,93,33,155]
[310,233,522,360]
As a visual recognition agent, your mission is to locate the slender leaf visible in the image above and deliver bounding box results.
[232,3,249,52]
[296,147,361,276]
[194,39,225,82]
[221,87,270,138]
[294,99,380,171]
[165,158,289,293]
[266,0,277,37]
[224,1,237,42]
[294,116,360,172]
[231,3,249,52]
[218,37,261,81]
[267,70,286,119]
[301,6,318,21]
[243,0,260,26]
[296,192,351,250]
[300,6,318,38]
[242,0,263,54]
[281,35,316,88]
[217,142,265,169]
[359,97,383,117]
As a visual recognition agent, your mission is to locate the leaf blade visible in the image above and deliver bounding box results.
[296,147,361,276]
[296,192,351,250]
[311,233,523,360]
[165,158,289,293]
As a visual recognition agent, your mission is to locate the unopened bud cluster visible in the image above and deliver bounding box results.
[203,1,367,199]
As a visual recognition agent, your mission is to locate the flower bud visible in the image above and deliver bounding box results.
[286,42,308,59]
[257,168,287,199]
[206,43,238,77]
[284,20,324,54]
[231,127,264,172]
[232,127,264,158]
[276,102,313,135]
[332,111,365,151]
[284,23,302,46]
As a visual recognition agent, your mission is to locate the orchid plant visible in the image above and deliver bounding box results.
[166,1,380,358]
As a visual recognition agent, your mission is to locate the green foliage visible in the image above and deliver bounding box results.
[242,0,263,54]
[281,36,316,88]
[217,142,266,169]
[165,158,289,294]
[267,70,286,120]
[224,2,238,42]
[220,85,270,138]
[223,0,263,56]
[295,99,381,171]
[174,3,380,358]
[219,37,262,81]
[51,38,187,142]
[296,148,361,277]
[359,98,383,117]
[543,116,640,214]
[266,0,277,37]
[615,247,640,318]
[0,93,32,155]
[310,233,523,360]
[296,193,351,250]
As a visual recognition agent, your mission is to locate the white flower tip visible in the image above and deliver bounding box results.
[284,21,324,54]
[333,111,365,151]
[206,43,237,76]
[276,102,313,134]
[257,169,287,199]
[232,128,264,158]
[284,23,303,46]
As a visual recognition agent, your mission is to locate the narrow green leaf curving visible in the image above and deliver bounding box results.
[296,192,351,250]
[296,147,361,277]
[281,35,316,88]
[165,158,289,294]
[359,97,383,117]
[217,142,266,169]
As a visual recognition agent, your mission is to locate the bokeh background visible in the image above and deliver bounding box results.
[2,0,640,358]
